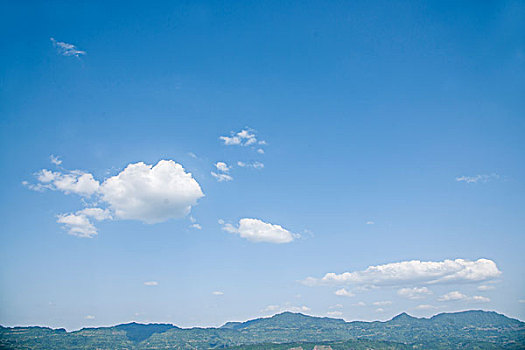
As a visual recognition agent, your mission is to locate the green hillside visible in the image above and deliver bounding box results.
[1,310,523,350]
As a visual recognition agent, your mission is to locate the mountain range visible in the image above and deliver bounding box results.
[1,310,524,349]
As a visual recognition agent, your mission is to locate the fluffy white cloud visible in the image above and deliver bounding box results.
[144,281,158,286]
[456,174,499,184]
[221,218,299,243]
[220,129,259,146]
[28,160,204,236]
[416,304,437,310]
[100,160,203,223]
[257,148,265,154]
[372,301,392,306]
[438,291,468,301]
[211,172,233,182]
[85,315,95,320]
[304,258,501,287]
[397,287,432,299]
[366,221,375,225]
[212,291,224,295]
[375,308,385,313]
[215,162,230,173]
[334,288,354,297]
[33,169,100,196]
[50,38,86,57]
[56,213,97,238]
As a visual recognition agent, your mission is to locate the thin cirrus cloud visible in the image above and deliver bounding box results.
[456,174,499,184]
[237,161,264,169]
[25,159,204,237]
[302,258,501,287]
[211,172,233,182]
[220,218,299,244]
[50,38,86,57]
[144,281,159,286]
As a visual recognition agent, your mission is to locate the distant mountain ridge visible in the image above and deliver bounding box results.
[1,310,524,349]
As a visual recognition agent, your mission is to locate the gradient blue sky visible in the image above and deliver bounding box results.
[1,0,524,330]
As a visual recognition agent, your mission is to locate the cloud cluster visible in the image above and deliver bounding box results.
[50,38,86,57]
[221,218,299,243]
[211,161,233,182]
[262,304,310,314]
[334,288,354,297]
[220,129,265,147]
[397,287,432,299]
[304,258,501,287]
[438,291,490,303]
[456,174,499,184]
[27,160,204,237]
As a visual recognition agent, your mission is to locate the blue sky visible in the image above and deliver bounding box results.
[1,0,524,330]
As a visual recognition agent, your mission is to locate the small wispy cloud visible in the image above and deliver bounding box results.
[50,155,62,166]
[334,288,354,297]
[212,291,224,296]
[50,38,86,57]
[144,281,158,286]
[190,223,202,230]
[366,221,375,225]
[211,172,233,182]
[456,174,499,184]
[237,161,264,169]
[85,315,95,320]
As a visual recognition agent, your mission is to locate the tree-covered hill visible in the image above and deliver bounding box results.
[1,310,523,350]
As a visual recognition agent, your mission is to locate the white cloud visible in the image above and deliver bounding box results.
[237,161,264,169]
[262,304,310,314]
[50,38,86,57]
[472,295,490,303]
[57,213,97,238]
[397,287,432,299]
[456,174,499,184]
[144,281,158,286]
[366,221,375,225]
[215,162,230,173]
[354,301,366,306]
[326,311,343,317]
[211,172,233,182]
[100,160,203,223]
[220,129,258,146]
[85,315,95,320]
[519,299,525,304]
[304,258,501,287]
[416,304,437,310]
[257,148,265,154]
[334,288,354,297]
[375,308,385,313]
[50,155,62,166]
[32,169,100,196]
[438,291,490,303]
[438,291,468,301]
[190,223,202,230]
[221,218,299,243]
[372,301,392,306]
[28,160,204,236]
[329,304,343,309]
[212,291,224,296]
[477,285,495,291]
